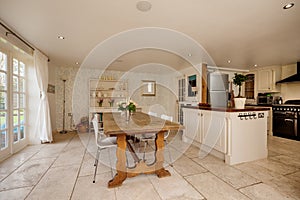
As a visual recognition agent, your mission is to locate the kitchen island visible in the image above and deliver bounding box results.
[182,105,270,165]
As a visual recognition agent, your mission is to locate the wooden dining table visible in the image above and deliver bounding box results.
[103,111,182,188]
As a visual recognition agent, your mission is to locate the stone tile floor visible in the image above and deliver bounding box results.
[0,131,299,200]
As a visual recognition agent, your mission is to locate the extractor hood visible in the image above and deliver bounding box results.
[276,62,300,84]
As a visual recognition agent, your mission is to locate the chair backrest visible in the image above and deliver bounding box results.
[161,114,173,139]
[92,114,99,144]
[148,111,158,117]
[161,114,173,122]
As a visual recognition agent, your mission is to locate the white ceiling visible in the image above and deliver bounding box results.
[0,0,300,71]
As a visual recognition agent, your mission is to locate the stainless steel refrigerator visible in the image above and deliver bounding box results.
[207,73,229,107]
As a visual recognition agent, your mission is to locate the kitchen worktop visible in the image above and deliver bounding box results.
[182,105,271,112]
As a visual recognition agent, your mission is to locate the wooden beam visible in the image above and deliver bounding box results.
[201,63,208,103]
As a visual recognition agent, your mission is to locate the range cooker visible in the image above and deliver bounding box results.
[272,100,300,141]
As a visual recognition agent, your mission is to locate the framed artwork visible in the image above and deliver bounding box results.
[142,80,156,96]
[47,84,55,94]
[188,75,196,97]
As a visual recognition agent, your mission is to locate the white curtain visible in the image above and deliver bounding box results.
[34,50,52,142]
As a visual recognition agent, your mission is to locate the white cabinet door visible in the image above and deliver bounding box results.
[257,69,272,91]
[257,67,281,92]
[201,111,227,153]
[183,109,201,142]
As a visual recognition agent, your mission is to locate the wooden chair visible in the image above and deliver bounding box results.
[92,114,117,183]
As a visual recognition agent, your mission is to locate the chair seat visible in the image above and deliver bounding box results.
[140,133,156,140]
[97,136,117,147]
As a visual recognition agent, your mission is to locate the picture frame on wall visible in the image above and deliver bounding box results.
[142,80,156,96]
[47,84,55,94]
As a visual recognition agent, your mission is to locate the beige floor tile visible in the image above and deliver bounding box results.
[26,164,80,200]
[239,183,293,200]
[264,175,300,199]
[169,138,192,155]
[194,155,260,189]
[254,158,298,175]
[183,145,203,159]
[30,143,67,160]
[285,171,300,183]
[149,167,204,200]
[173,155,207,177]
[71,173,116,200]
[79,151,111,177]
[0,187,32,200]
[1,131,299,200]
[269,155,300,168]
[0,157,55,191]
[51,146,85,167]
[0,151,37,181]
[115,174,161,200]
[234,161,282,182]
[268,149,281,157]
[185,172,250,200]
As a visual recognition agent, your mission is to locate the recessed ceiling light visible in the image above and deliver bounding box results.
[136,1,152,12]
[188,53,192,57]
[75,62,79,65]
[58,35,65,40]
[283,3,294,9]
[254,64,258,67]
[227,60,231,63]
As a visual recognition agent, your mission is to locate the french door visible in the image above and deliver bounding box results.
[0,48,27,159]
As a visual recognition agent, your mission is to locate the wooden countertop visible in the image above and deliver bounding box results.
[182,105,271,112]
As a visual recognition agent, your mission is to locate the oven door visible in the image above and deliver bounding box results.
[273,111,297,140]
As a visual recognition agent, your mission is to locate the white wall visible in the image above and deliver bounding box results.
[123,71,178,119]
[55,66,80,131]
[48,63,56,130]
[59,65,180,128]
[280,63,300,101]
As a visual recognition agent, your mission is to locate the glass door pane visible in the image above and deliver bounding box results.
[0,51,8,152]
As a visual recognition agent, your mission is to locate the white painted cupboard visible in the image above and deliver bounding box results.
[182,108,227,154]
[256,66,281,93]
[182,107,269,165]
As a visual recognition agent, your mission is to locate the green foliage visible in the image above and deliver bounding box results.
[233,73,247,86]
[118,102,136,112]
[232,73,247,98]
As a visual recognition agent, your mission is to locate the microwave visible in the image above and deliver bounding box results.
[257,95,273,105]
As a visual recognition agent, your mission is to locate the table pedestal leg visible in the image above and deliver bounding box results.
[108,134,127,188]
[155,131,171,178]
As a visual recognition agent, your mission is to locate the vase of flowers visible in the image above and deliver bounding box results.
[108,98,115,107]
[118,101,137,121]
[97,98,104,107]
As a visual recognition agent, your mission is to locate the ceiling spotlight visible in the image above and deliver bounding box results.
[227,60,231,63]
[75,62,79,65]
[58,35,65,40]
[283,3,294,9]
[188,53,192,57]
[136,1,152,12]
[254,64,258,67]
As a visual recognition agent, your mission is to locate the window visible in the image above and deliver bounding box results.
[0,51,8,149]
[12,58,26,142]
[0,38,28,158]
